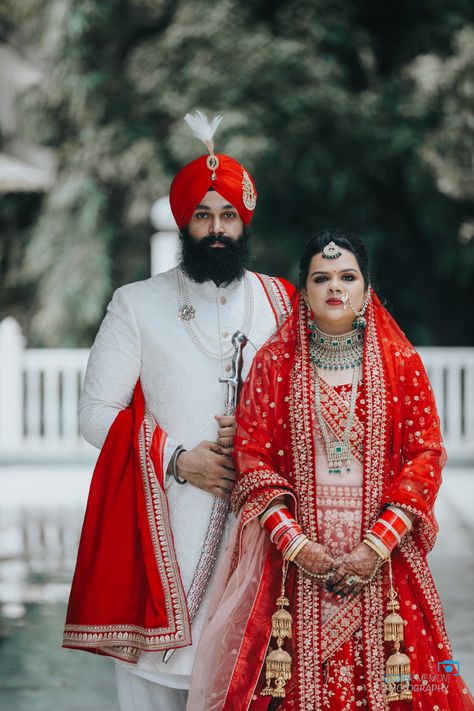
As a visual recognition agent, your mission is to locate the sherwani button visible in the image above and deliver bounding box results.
[224,363,231,372]
[222,330,229,338]
[220,296,227,305]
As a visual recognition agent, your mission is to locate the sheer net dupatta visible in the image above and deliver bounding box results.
[186,516,269,711]
[187,302,302,710]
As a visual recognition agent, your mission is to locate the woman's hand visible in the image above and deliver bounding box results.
[328,542,382,598]
[295,541,337,588]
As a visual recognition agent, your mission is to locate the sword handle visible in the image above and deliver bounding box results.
[219,331,248,414]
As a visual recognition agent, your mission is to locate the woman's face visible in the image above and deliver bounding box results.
[304,247,367,334]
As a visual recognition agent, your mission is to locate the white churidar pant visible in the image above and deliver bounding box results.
[115,664,188,711]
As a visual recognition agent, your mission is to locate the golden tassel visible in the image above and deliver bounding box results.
[384,558,412,703]
[261,561,292,698]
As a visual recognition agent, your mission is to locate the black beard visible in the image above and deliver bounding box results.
[179,227,251,284]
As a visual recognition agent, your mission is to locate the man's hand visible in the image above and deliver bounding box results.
[328,542,381,598]
[295,541,336,588]
[175,441,235,499]
[215,415,236,453]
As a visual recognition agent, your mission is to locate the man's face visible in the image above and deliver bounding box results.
[180,190,251,285]
[187,191,244,243]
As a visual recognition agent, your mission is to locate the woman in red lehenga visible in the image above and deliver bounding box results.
[187,231,474,711]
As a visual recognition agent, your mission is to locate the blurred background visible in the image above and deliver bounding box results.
[0,1,473,709]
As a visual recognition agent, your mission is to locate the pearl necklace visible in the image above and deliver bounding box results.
[176,267,254,360]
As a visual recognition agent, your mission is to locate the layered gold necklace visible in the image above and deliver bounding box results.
[309,322,364,475]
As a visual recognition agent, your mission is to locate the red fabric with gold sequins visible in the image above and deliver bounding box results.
[220,293,474,710]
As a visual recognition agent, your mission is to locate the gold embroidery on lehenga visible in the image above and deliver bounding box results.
[257,274,293,326]
[290,299,324,710]
[316,380,365,465]
[284,300,396,708]
[360,302,390,708]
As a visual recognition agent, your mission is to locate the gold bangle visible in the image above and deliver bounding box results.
[365,535,389,559]
[363,536,389,560]
[365,532,390,557]
[287,536,310,562]
[282,533,304,560]
[283,534,307,561]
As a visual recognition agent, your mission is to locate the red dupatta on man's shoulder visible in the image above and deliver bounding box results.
[63,381,191,663]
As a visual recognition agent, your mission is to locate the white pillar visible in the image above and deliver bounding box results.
[150,195,180,276]
[0,317,25,449]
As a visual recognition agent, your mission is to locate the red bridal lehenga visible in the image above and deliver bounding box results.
[187,292,474,711]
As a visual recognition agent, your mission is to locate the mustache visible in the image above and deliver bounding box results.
[199,235,236,248]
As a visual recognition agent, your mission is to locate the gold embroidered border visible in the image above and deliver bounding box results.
[363,574,387,709]
[290,299,324,711]
[231,468,289,514]
[258,274,293,326]
[360,301,390,708]
[63,414,192,656]
[390,499,436,553]
[399,535,450,643]
[318,378,365,465]
[321,596,362,663]
[139,411,192,648]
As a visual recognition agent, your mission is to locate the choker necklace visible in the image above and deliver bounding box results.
[308,322,364,370]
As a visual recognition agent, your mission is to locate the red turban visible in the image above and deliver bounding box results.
[169,154,257,229]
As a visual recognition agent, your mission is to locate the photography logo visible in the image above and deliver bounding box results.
[384,660,460,694]
[437,660,460,676]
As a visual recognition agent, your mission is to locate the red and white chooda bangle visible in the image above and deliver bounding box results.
[364,505,413,559]
[260,504,309,562]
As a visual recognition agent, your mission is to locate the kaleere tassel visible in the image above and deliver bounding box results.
[384,558,412,703]
[261,562,292,698]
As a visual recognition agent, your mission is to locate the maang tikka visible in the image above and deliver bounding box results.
[322,241,342,260]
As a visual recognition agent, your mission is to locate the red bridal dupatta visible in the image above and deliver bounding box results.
[63,381,191,662]
[187,293,474,711]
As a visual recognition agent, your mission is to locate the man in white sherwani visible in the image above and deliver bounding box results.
[77,116,294,711]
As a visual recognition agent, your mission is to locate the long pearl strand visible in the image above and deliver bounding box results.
[176,267,254,360]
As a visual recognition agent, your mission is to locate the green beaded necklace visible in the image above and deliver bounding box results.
[308,322,364,370]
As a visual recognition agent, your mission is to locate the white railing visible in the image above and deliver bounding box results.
[0,317,95,462]
[418,347,474,463]
[1,318,473,463]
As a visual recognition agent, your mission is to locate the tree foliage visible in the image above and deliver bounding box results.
[0,0,473,345]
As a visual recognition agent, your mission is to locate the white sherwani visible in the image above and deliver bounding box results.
[79,266,287,690]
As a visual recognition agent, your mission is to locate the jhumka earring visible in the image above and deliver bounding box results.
[384,558,412,703]
[347,287,371,330]
[304,297,314,332]
[261,562,292,698]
